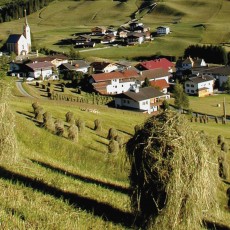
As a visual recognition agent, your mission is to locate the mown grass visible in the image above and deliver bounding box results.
[0,77,229,229]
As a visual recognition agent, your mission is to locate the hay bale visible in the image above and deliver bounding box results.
[34,107,44,122]
[114,135,123,149]
[134,124,141,133]
[65,111,74,123]
[94,119,102,131]
[217,135,224,145]
[126,111,218,229]
[107,128,117,140]
[0,81,18,162]
[68,124,78,142]
[76,118,85,133]
[55,119,64,136]
[32,102,39,113]
[221,142,229,153]
[227,187,230,198]
[108,139,119,154]
[218,158,229,179]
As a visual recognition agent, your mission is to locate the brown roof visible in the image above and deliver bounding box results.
[91,62,111,71]
[139,68,171,81]
[30,54,68,63]
[118,87,165,102]
[92,70,139,82]
[188,75,214,84]
[26,62,54,70]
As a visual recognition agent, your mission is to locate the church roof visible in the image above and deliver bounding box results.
[6,34,23,44]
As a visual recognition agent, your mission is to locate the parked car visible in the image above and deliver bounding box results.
[26,77,34,82]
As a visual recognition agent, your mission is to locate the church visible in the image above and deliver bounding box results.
[6,10,31,56]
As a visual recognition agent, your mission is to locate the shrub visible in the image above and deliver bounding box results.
[221,142,229,153]
[65,111,74,123]
[68,124,78,142]
[217,135,225,145]
[126,111,218,229]
[55,119,64,136]
[107,128,117,140]
[94,119,102,131]
[108,139,119,154]
[76,118,85,133]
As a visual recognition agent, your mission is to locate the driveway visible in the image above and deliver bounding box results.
[16,80,34,98]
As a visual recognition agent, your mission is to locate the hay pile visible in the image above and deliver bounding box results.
[126,111,218,229]
[0,81,18,162]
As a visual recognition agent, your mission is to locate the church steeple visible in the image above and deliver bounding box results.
[23,9,31,52]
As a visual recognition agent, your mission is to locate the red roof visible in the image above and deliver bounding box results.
[150,79,169,90]
[138,58,174,71]
[92,70,139,82]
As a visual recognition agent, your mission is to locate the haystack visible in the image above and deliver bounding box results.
[0,81,18,162]
[126,111,218,229]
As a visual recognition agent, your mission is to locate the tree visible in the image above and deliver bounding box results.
[222,78,230,93]
[173,81,189,110]
[142,77,150,87]
[68,46,80,60]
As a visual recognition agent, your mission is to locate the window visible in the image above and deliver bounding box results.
[191,84,194,87]
[191,90,194,93]
[127,100,130,104]
[187,89,190,93]
[123,100,126,103]
[186,84,190,87]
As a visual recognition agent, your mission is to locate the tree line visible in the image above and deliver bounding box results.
[184,44,229,65]
[0,0,54,23]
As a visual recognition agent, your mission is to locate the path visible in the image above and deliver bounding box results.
[16,80,34,98]
[79,46,111,53]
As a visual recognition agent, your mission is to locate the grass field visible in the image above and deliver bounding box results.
[0,0,230,60]
[0,78,228,229]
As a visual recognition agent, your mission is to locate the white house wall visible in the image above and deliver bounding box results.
[107,79,136,94]
[28,69,53,79]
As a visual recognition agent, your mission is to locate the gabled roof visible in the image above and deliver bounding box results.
[150,79,169,90]
[72,60,90,68]
[187,75,214,84]
[127,32,144,38]
[139,68,171,81]
[92,70,139,82]
[157,26,170,29]
[29,54,68,63]
[90,62,114,71]
[118,87,165,102]
[136,58,174,71]
[202,66,230,76]
[6,34,24,44]
[25,62,54,71]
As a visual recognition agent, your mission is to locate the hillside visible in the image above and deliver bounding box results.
[0,0,230,59]
[0,77,229,229]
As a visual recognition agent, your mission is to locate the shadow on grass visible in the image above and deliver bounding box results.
[30,159,131,195]
[16,111,34,120]
[0,166,136,228]
[96,140,108,146]
[117,129,133,136]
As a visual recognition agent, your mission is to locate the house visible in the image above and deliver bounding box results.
[101,34,116,44]
[91,26,106,35]
[6,10,31,56]
[115,86,170,113]
[191,65,230,89]
[184,75,215,97]
[136,58,175,73]
[90,70,139,95]
[157,26,170,35]
[29,54,68,67]
[75,34,91,43]
[59,60,90,74]
[176,57,207,71]
[150,79,169,94]
[90,62,118,73]
[126,32,144,45]
[25,62,55,80]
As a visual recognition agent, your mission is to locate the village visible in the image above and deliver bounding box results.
[3,10,230,114]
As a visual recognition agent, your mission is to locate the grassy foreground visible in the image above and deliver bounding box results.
[0,78,229,229]
[0,0,230,59]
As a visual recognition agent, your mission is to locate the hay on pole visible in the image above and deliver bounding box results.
[126,111,219,229]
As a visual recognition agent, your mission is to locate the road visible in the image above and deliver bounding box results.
[16,80,34,98]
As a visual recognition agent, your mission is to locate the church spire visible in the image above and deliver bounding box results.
[23,9,31,52]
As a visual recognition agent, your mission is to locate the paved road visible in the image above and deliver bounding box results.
[16,80,34,98]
